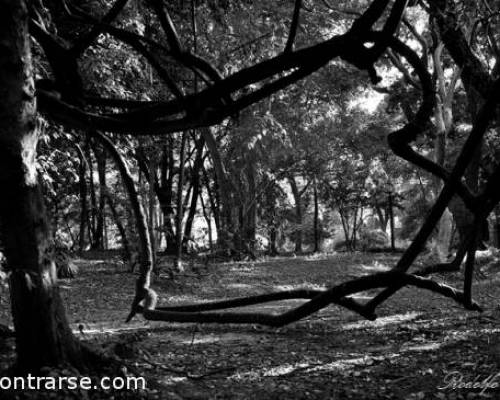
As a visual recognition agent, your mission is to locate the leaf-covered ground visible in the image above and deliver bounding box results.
[1,252,500,399]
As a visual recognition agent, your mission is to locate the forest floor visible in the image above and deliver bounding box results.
[1,251,500,399]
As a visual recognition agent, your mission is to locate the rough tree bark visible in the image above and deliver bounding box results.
[0,0,84,371]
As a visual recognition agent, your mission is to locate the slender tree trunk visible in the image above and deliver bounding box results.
[104,190,131,261]
[374,204,388,232]
[93,132,153,277]
[313,179,319,253]
[182,182,193,217]
[202,128,235,250]
[148,156,157,269]
[243,159,257,252]
[199,193,214,253]
[91,144,106,249]
[339,207,351,251]
[388,193,395,251]
[269,226,278,256]
[85,143,98,246]
[75,144,88,252]
[432,43,457,261]
[351,207,359,250]
[0,0,84,371]
[185,137,205,239]
[289,176,303,253]
[495,205,500,248]
[159,138,176,253]
[202,164,220,233]
[174,132,187,272]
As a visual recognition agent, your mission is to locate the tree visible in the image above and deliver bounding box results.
[0,0,86,371]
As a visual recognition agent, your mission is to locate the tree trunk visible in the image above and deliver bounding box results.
[0,0,84,371]
[243,159,257,252]
[174,132,187,272]
[432,42,457,261]
[93,132,153,278]
[86,143,97,247]
[161,140,176,254]
[90,144,107,250]
[448,82,484,247]
[184,137,205,239]
[202,128,235,250]
[199,192,214,253]
[148,156,157,269]
[339,208,351,251]
[104,190,131,261]
[202,164,220,233]
[374,204,388,232]
[289,176,303,253]
[74,144,88,253]
[313,180,320,253]
[269,226,279,256]
[388,193,395,251]
[495,205,500,248]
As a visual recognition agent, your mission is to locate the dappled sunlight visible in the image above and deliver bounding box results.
[340,312,422,330]
[303,253,337,262]
[177,332,258,345]
[227,283,254,290]
[70,322,155,336]
[272,283,327,291]
[356,260,392,272]
[159,376,188,385]
[228,355,396,381]
[347,294,373,300]
[73,259,105,266]
[402,342,443,352]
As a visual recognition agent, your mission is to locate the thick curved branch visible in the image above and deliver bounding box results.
[146,289,375,320]
[139,271,481,327]
[367,77,500,311]
[38,35,349,132]
[367,0,409,62]
[350,0,391,36]
[29,20,82,101]
[384,34,477,211]
[90,132,154,322]
[87,21,184,101]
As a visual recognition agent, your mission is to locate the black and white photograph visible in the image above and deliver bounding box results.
[0,0,499,398]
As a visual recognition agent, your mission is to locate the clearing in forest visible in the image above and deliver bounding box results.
[1,252,499,399]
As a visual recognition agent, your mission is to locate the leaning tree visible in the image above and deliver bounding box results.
[1,0,500,371]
